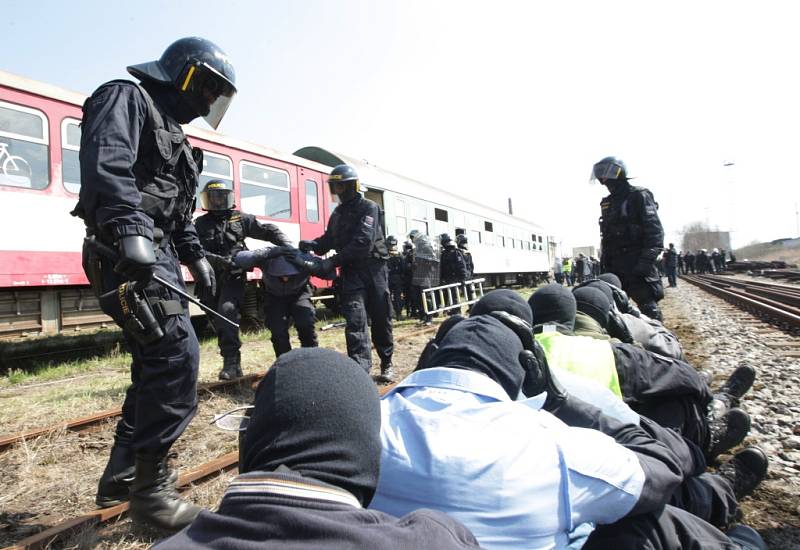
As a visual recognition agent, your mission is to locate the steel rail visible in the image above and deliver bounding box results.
[681,275,800,329]
[5,382,401,550]
[0,325,438,452]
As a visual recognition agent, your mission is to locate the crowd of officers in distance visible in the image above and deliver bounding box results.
[69,36,770,549]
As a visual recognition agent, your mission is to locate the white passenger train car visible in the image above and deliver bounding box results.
[295,147,554,287]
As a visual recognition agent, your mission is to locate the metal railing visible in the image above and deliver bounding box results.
[422,278,486,315]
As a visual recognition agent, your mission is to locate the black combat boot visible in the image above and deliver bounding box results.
[706,407,750,461]
[218,353,243,380]
[379,362,396,383]
[129,453,202,531]
[96,441,135,507]
[717,446,768,500]
[715,365,757,409]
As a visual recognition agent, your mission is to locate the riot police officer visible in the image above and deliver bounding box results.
[439,234,468,315]
[386,236,406,320]
[72,37,236,530]
[294,165,395,381]
[195,179,290,380]
[593,156,665,321]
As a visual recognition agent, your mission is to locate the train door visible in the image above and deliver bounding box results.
[298,167,324,240]
[364,188,386,235]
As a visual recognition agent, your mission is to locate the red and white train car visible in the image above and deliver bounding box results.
[0,70,556,339]
[0,70,337,338]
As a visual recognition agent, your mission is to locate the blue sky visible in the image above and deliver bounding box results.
[5,0,800,252]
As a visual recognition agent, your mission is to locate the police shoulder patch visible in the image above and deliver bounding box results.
[363,215,374,227]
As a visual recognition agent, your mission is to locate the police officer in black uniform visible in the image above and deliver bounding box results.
[386,236,406,320]
[72,37,236,530]
[194,180,290,379]
[593,156,665,321]
[293,165,394,381]
[439,234,469,315]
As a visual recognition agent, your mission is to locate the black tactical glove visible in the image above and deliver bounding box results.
[253,245,295,261]
[286,254,336,277]
[607,309,635,343]
[189,257,217,301]
[204,252,233,273]
[115,235,156,284]
[298,240,318,253]
[520,340,569,412]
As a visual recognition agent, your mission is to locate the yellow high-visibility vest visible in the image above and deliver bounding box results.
[535,330,622,397]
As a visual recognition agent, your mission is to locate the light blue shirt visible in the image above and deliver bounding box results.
[371,367,645,550]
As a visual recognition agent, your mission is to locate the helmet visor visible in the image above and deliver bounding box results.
[180,62,237,130]
[200,188,234,211]
[590,161,624,184]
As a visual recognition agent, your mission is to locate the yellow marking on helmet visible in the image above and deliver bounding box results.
[181,65,197,92]
[208,182,226,189]
[329,174,343,180]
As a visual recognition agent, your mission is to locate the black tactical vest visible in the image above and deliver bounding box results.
[196,211,247,256]
[599,187,648,254]
[130,83,201,232]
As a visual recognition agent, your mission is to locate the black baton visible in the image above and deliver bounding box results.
[85,236,240,329]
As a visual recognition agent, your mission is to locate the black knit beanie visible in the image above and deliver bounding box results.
[528,283,578,330]
[240,348,382,506]
[574,286,612,328]
[470,289,533,325]
[598,272,622,288]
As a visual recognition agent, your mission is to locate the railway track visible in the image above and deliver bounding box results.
[0,324,438,454]
[6,381,402,550]
[681,274,800,331]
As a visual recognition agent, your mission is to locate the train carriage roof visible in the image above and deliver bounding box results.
[295,146,547,233]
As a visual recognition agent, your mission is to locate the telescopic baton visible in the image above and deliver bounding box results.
[85,236,240,329]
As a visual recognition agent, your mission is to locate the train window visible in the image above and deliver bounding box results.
[434,208,448,222]
[454,227,465,236]
[0,101,49,190]
[526,241,532,250]
[305,180,319,222]
[61,118,81,193]
[396,216,407,237]
[240,161,291,219]
[198,151,234,204]
[538,235,543,243]
[539,244,543,250]
[484,221,493,232]
[469,229,481,244]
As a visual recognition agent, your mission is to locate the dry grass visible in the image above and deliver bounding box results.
[0,317,435,548]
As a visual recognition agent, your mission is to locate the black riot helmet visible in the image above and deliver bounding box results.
[439,233,452,246]
[590,156,629,185]
[200,179,234,212]
[328,164,361,202]
[127,37,237,130]
[386,235,398,248]
[456,234,469,248]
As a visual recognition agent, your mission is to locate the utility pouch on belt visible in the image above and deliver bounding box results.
[81,238,105,299]
[99,282,181,345]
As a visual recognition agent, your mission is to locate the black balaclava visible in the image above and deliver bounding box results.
[428,315,525,399]
[470,289,533,325]
[598,272,622,288]
[581,280,615,308]
[240,348,381,506]
[528,283,578,330]
[574,286,612,328]
[140,80,200,125]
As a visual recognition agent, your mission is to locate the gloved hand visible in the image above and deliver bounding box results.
[312,257,337,277]
[285,253,337,277]
[607,310,635,343]
[204,252,233,273]
[232,250,256,270]
[520,340,568,412]
[115,235,156,284]
[298,240,318,253]
[253,245,295,261]
[188,257,217,301]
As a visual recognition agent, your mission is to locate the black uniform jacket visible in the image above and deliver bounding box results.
[76,80,204,263]
[599,184,664,269]
[313,195,388,267]
[195,210,290,256]
[152,470,484,550]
